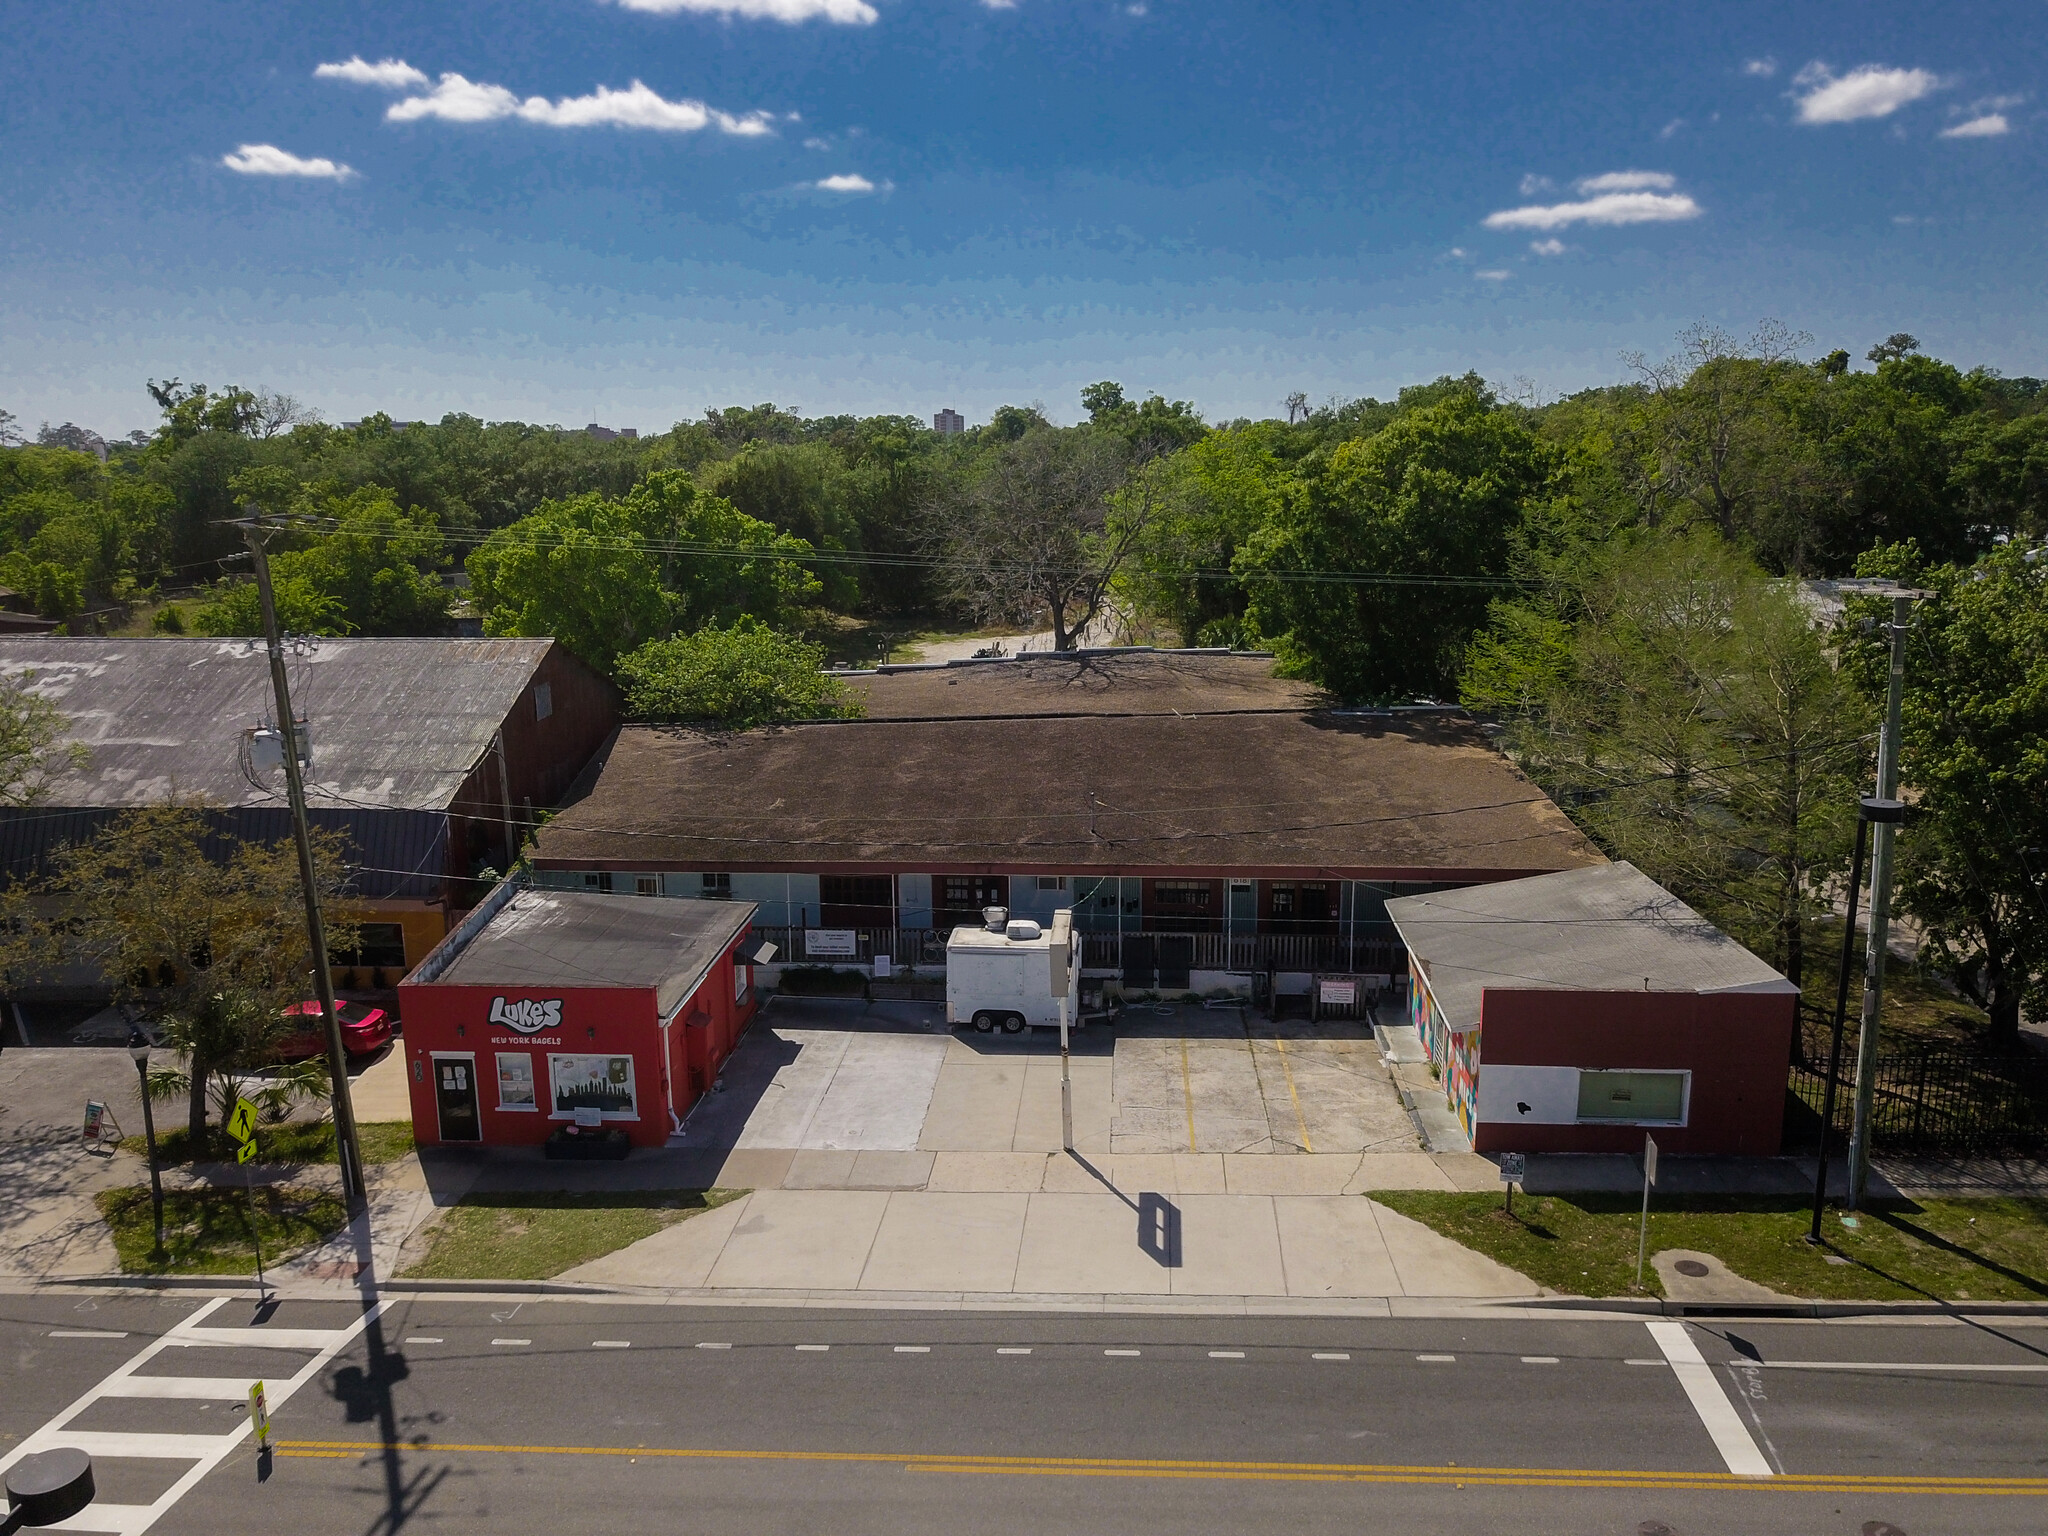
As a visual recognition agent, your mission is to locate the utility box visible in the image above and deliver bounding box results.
[946,907,1078,1034]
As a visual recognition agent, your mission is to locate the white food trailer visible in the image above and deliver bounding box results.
[946,907,1079,1033]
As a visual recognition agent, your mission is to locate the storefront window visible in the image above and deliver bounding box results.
[496,1053,536,1110]
[548,1053,638,1120]
[1575,1070,1688,1124]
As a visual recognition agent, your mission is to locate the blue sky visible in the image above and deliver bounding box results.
[3,1,2042,435]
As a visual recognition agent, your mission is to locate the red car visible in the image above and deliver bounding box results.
[276,1000,394,1061]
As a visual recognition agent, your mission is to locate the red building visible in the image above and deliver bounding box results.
[1387,863,1800,1156]
[398,884,760,1149]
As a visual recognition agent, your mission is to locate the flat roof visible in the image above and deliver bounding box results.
[1385,862,1797,1032]
[427,889,757,1016]
[532,704,1602,878]
[844,650,1321,718]
[0,636,558,812]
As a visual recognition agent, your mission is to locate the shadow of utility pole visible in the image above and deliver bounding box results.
[1064,1151,1182,1269]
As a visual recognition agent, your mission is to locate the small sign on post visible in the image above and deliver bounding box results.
[249,1380,270,1450]
[227,1098,258,1146]
[1499,1151,1526,1216]
[1636,1134,1659,1290]
[226,1099,269,1299]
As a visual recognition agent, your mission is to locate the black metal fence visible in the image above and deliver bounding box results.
[1788,1012,2048,1155]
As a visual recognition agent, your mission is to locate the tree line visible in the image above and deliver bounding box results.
[3,324,2044,1032]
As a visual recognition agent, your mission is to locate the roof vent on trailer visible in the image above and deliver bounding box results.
[1005,920,1042,942]
[983,906,1008,933]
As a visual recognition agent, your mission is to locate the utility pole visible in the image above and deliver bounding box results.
[237,516,369,1214]
[1844,584,1934,1209]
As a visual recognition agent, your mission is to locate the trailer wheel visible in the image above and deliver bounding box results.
[1001,1013,1026,1034]
[971,1011,997,1033]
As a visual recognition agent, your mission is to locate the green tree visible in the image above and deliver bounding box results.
[1466,528,1868,982]
[1844,541,2048,1040]
[927,428,1138,650]
[469,471,819,674]
[0,804,358,1143]
[1238,391,1554,701]
[616,620,866,727]
[0,673,87,806]
[1116,424,1288,646]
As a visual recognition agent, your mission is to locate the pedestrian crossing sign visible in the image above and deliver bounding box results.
[227,1098,257,1145]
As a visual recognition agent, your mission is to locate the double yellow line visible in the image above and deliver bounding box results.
[273,1442,2048,1496]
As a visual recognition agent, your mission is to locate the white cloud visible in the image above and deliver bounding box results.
[815,173,877,192]
[1742,57,1778,78]
[1791,62,1942,125]
[802,136,831,149]
[1445,246,1469,259]
[1939,113,2009,139]
[222,143,356,180]
[1529,238,1566,255]
[1659,118,1684,139]
[314,56,429,90]
[982,0,1019,9]
[1518,173,1553,196]
[1474,269,1512,282]
[1574,169,1675,193]
[607,0,878,21]
[1484,189,1701,230]
[386,74,774,135]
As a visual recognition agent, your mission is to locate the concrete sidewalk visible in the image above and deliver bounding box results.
[561,1183,1538,1301]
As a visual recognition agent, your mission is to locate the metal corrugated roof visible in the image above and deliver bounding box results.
[1385,862,1798,1032]
[0,637,554,813]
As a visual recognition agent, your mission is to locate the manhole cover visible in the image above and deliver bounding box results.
[1673,1259,1711,1277]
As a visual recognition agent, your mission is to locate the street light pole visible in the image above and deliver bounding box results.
[236,516,368,1215]
[1846,587,1933,1210]
[127,1027,166,1260]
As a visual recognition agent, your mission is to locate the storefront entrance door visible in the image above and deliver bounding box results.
[434,1054,481,1141]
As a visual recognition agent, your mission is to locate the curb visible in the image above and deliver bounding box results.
[1520,1295,2048,1320]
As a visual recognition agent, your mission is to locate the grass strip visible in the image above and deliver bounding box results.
[402,1188,748,1281]
[1370,1191,2048,1302]
[97,1184,350,1276]
[132,1119,416,1167]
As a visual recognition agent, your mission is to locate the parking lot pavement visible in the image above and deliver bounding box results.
[690,996,1419,1167]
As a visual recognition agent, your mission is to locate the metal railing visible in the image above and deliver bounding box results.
[1789,1012,2048,1155]
[752,924,1405,979]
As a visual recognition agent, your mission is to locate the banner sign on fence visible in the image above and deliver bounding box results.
[1319,980,1357,1007]
[805,929,859,958]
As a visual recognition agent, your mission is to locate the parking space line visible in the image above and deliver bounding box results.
[1522,1356,1559,1364]
[895,1346,930,1353]
[1105,1349,1141,1357]
[592,1341,631,1350]
[1645,1320,1772,1478]
[1311,1352,1349,1361]
[1209,1350,1245,1359]
[796,1344,830,1352]
[405,1337,444,1344]
[997,1347,1032,1355]
[1416,1354,1455,1363]
[491,1339,531,1347]
[697,1342,732,1350]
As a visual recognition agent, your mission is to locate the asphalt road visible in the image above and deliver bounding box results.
[5,1292,2047,1536]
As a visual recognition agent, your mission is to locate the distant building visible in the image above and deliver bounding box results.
[933,408,965,435]
[584,424,639,442]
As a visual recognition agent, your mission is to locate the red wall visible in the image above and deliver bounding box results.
[1473,987,1796,1156]
[399,982,670,1149]
[398,943,760,1149]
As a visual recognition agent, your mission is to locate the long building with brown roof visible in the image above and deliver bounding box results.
[528,651,1601,964]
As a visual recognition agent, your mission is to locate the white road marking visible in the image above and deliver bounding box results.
[697,1342,732,1350]
[405,1337,444,1344]
[1737,1360,2048,1373]
[1416,1354,1456,1363]
[1311,1352,1349,1361]
[592,1341,631,1349]
[48,1329,128,1339]
[491,1338,530,1347]
[1521,1356,1560,1364]
[894,1345,931,1354]
[1105,1349,1141,1357]
[795,1344,830,1352]
[1625,1358,1670,1366]
[997,1348,1032,1355]
[0,1293,387,1536]
[97,1376,250,1400]
[1209,1351,1246,1359]
[1645,1320,1772,1478]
